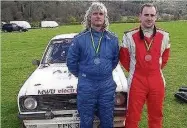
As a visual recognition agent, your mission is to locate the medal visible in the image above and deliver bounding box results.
[144,38,154,62]
[94,57,100,65]
[90,29,104,65]
[145,54,152,61]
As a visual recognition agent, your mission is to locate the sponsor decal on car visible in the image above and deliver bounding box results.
[38,88,77,95]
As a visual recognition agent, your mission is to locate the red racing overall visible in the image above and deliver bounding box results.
[120,26,170,128]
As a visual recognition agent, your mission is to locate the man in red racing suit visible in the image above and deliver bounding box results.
[119,3,170,128]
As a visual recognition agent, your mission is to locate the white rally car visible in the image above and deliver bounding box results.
[18,33,128,128]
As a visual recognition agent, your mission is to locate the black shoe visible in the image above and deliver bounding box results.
[179,86,187,92]
[174,92,187,103]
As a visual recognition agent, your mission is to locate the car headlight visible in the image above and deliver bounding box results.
[24,97,37,110]
[115,93,126,106]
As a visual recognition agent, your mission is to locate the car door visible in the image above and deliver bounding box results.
[12,24,19,31]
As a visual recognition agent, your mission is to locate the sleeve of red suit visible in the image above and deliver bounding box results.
[119,34,130,72]
[161,33,170,69]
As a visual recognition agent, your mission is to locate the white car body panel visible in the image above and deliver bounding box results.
[18,64,127,97]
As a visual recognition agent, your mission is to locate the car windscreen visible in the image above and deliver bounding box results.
[42,39,72,64]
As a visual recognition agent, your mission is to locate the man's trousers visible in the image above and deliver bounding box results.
[77,76,116,128]
[125,72,165,128]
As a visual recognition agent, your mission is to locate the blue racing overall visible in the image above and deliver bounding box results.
[67,28,119,128]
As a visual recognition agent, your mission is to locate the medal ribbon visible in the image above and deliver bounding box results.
[144,38,154,52]
[90,29,104,54]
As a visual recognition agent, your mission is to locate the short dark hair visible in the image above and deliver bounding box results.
[140,3,157,13]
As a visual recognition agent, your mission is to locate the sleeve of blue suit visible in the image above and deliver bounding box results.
[112,37,119,70]
[67,38,80,77]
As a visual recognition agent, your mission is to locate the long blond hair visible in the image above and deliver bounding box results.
[82,2,109,30]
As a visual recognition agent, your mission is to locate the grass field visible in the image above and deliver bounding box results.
[1,21,187,128]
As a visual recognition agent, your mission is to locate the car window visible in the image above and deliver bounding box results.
[42,39,72,64]
[12,24,17,27]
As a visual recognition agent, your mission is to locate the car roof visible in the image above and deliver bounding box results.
[51,33,78,41]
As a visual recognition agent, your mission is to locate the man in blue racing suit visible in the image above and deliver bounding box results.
[67,2,119,128]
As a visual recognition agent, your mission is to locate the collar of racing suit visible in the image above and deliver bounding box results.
[139,26,156,40]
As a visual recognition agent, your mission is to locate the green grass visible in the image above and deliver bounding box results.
[1,21,187,128]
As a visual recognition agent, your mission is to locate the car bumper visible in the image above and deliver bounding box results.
[22,117,124,128]
[19,110,126,128]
